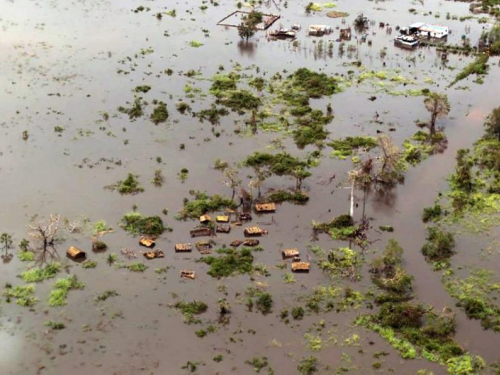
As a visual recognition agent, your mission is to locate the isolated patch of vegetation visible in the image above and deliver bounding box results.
[450,54,489,87]
[174,300,208,324]
[4,284,38,307]
[95,290,119,302]
[48,275,85,307]
[118,97,144,119]
[21,263,62,283]
[44,320,65,330]
[329,136,378,159]
[151,101,168,124]
[202,248,254,278]
[421,227,455,265]
[120,212,165,236]
[176,190,236,220]
[124,263,148,272]
[111,173,144,195]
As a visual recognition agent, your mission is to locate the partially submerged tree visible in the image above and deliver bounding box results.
[28,214,61,264]
[238,11,263,42]
[424,92,450,136]
[0,233,13,263]
[485,106,500,141]
[375,135,404,185]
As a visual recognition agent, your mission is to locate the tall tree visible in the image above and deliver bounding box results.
[424,92,450,136]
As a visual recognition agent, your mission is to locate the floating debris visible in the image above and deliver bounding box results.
[180,269,196,280]
[139,236,155,248]
[230,240,244,247]
[243,239,260,247]
[239,212,252,221]
[121,248,137,259]
[143,249,164,260]
[196,240,213,254]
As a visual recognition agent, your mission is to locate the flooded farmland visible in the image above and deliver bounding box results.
[2,0,500,374]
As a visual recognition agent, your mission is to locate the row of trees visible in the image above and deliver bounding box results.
[215,152,314,201]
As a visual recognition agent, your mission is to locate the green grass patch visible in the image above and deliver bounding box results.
[48,275,85,307]
[21,263,62,283]
[202,248,254,278]
[4,284,38,307]
[176,190,236,220]
[119,211,165,236]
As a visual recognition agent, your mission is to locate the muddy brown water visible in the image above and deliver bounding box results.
[1,0,500,374]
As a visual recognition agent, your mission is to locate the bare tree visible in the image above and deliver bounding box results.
[28,214,61,264]
[221,166,242,201]
[424,92,450,137]
[375,135,404,185]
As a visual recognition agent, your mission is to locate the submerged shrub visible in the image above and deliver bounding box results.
[21,263,62,283]
[176,190,236,220]
[202,248,254,278]
[422,204,443,223]
[421,227,455,262]
[120,212,165,236]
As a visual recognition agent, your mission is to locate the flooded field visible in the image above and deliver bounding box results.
[2,0,500,374]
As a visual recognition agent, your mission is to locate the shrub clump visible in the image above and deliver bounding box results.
[150,101,169,124]
[329,136,378,159]
[421,227,455,263]
[422,204,442,223]
[4,284,38,307]
[48,275,85,307]
[202,248,254,278]
[176,190,236,220]
[21,263,62,283]
[113,173,144,195]
[120,212,165,236]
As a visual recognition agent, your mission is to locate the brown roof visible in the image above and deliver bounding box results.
[291,262,310,272]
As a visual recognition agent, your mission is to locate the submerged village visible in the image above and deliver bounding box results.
[2,0,500,374]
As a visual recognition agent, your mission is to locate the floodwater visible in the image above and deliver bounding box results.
[1,0,500,374]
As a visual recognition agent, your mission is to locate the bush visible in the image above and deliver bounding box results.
[202,248,254,278]
[255,292,273,315]
[422,204,442,223]
[120,212,165,236]
[421,227,455,262]
[116,174,144,195]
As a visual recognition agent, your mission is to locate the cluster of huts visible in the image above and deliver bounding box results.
[66,202,310,279]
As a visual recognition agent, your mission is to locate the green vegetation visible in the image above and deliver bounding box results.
[265,190,309,204]
[44,320,66,330]
[189,41,203,48]
[292,306,305,320]
[82,261,97,269]
[125,263,148,272]
[174,300,208,324]
[202,248,254,278]
[450,54,489,87]
[18,250,35,261]
[255,292,273,315]
[95,290,119,302]
[445,269,500,332]
[237,11,262,41]
[245,356,269,372]
[4,284,38,307]
[422,204,443,223]
[92,240,107,251]
[114,173,144,195]
[118,97,143,119]
[315,246,362,280]
[176,190,236,220]
[421,227,455,265]
[93,220,111,234]
[48,275,85,307]
[21,263,61,283]
[134,85,151,93]
[297,356,319,375]
[329,136,378,159]
[150,101,168,124]
[119,211,165,236]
